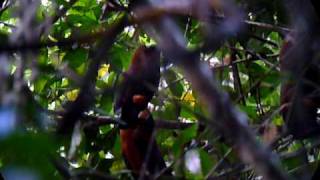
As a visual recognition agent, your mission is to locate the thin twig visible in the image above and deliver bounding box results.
[205,148,233,178]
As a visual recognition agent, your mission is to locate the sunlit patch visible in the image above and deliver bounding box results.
[222,72,234,89]
[148,103,155,111]
[48,101,56,110]
[0,107,17,139]
[308,154,315,163]
[65,89,80,101]
[206,56,220,68]
[64,29,71,38]
[69,161,81,168]
[185,149,201,174]
[181,91,196,107]
[98,64,110,80]
[124,26,135,37]
[105,151,114,159]
[41,0,49,5]
[248,12,253,20]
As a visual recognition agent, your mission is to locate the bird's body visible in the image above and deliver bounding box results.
[115,46,160,128]
[120,113,169,178]
[115,46,171,178]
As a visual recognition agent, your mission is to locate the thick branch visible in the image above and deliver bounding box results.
[139,2,290,180]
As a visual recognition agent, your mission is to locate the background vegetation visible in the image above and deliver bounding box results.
[0,0,317,179]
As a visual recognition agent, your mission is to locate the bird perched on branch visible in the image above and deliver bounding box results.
[115,46,171,178]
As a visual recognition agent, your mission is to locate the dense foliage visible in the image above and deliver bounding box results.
[0,0,318,179]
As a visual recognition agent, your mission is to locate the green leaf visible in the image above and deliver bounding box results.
[63,48,88,75]
[172,124,198,157]
[0,133,58,179]
[199,148,215,175]
[34,76,48,93]
[163,69,184,97]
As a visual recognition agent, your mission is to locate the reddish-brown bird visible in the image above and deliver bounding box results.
[115,46,171,178]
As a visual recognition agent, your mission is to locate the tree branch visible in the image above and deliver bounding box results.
[137,1,290,179]
[57,14,129,134]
